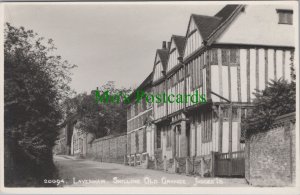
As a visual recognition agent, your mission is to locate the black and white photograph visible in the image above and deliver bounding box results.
[0,1,299,194]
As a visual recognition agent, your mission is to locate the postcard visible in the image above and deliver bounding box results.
[0,1,299,194]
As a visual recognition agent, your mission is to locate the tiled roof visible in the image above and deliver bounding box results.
[215,4,240,23]
[128,4,244,104]
[128,72,153,101]
[156,49,169,70]
[138,72,153,90]
[191,4,243,42]
[172,35,186,57]
[191,14,222,41]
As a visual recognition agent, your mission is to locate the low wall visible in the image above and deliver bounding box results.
[245,113,296,186]
[144,151,213,177]
[86,133,127,164]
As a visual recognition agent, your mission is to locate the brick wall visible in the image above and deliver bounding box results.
[245,113,296,186]
[87,133,127,164]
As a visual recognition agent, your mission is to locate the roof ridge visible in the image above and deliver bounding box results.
[214,4,242,17]
[156,48,169,70]
[192,14,223,40]
[206,5,244,43]
[172,34,185,38]
[127,72,153,101]
[157,48,168,52]
[191,13,222,20]
[171,35,186,57]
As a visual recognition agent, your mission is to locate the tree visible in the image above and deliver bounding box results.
[242,79,296,138]
[4,23,75,186]
[65,81,131,139]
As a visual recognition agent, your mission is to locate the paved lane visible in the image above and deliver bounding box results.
[54,155,248,187]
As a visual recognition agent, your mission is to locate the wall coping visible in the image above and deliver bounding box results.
[92,133,127,143]
[271,112,296,128]
[246,112,296,139]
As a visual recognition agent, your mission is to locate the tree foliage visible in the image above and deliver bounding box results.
[4,23,75,186]
[64,81,131,139]
[242,79,296,138]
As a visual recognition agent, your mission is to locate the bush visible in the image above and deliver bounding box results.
[242,79,296,138]
[4,23,75,186]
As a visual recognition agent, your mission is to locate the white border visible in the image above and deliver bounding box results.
[0,2,5,194]
[0,1,299,194]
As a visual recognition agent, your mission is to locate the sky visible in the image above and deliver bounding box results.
[4,2,224,94]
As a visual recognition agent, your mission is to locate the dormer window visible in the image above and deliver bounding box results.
[277,9,293,25]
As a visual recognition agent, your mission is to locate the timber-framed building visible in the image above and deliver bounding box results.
[126,4,295,176]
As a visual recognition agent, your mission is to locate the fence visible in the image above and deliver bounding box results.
[130,151,215,177]
[214,151,245,177]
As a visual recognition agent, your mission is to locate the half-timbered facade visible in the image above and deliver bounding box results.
[152,43,169,120]
[127,4,295,176]
[127,73,154,161]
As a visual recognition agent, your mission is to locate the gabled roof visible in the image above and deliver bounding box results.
[191,14,222,41]
[128,72,153,102]
[188,4,244,45]
[171,35,186,57]
[137,72,153,90]
[215,4,240,23]
[156,49,169,70]
[206,4,245,44]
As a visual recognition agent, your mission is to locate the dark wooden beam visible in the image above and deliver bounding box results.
[265,49,268,86]
[218,49,223,102]
[247,49,250,102]
[237,49,241,102]
[274,49,277,80]
[228,50,232,101]
[218,105,223,153]
[256,49,259,90]
[210,90,231,103]
[283,50,286,79]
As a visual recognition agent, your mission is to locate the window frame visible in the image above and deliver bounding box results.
[210,48,218,65]
[221,49,240,66]
[277,9,293,25]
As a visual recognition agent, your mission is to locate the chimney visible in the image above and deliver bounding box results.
[167,41,171,50]
[162,41,167,49]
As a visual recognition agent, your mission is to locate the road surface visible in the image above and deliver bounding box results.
[53,155,248,187]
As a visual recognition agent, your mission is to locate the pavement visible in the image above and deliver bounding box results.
[53,155,249,187]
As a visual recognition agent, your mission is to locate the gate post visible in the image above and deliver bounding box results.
[124,155,127,165]
[174,158,178,173]
[229,156,232,177]
[145,153,149,169]
[163,156,167,172]
[185,157,190,175]
[200,157,205,177]
[133,154,137,166]
[128,155,131,166]
[211,151,216,177]
[154,157,157,170]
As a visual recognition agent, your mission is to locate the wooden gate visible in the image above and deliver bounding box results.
[215,151,245,177]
